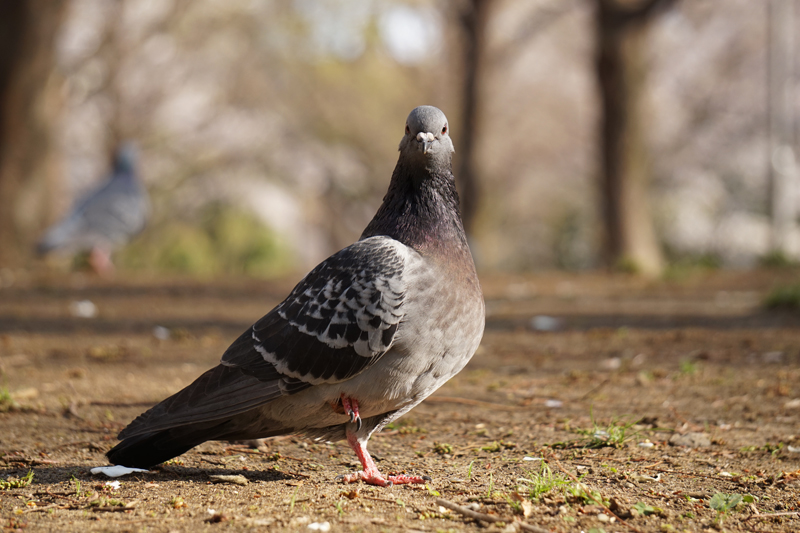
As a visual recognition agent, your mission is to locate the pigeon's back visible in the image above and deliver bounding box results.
[37,145,149,255]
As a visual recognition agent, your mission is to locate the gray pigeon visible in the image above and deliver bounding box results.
[107,106,485,486]
[37,143,149,274]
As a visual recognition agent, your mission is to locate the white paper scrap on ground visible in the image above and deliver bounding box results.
[90,465,150,477]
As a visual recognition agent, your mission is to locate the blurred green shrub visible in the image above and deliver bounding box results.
[118,204,294,278]
[764,283,800,310]
[759,251,798,268]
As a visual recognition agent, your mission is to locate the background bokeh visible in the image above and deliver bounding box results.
[0,0,798,278]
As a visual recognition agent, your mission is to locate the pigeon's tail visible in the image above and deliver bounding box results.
[107,411,292,469]
[106,426,216,469]
[35,218,80,256]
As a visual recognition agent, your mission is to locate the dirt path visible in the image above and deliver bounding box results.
[1,270,799,532]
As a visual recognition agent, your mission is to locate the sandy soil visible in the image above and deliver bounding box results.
[1,269,799,532]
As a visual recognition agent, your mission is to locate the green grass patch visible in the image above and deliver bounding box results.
[0,470,33,490]
[572,412,640,449]
[516,461,571,501]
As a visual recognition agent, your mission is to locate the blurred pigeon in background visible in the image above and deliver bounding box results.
[37,143,149,274]
[106,106,485,486]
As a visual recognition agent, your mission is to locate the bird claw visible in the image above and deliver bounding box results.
[340,395,362,431]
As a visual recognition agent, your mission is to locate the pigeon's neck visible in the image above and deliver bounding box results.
[361,160,469,257]
[113,161,135,181]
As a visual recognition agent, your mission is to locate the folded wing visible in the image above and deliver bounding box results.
[117,236,408,439]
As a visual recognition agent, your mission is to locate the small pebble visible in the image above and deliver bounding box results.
[784,398,800,410]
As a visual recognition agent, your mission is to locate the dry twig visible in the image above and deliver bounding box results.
[435,498,550,533]
[742,511,799,522]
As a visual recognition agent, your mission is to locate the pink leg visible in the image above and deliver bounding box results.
[89,247,114,276]
[337,404,430,487]
[340,394,362,430]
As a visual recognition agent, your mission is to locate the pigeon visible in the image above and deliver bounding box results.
[106,106,485,486]
[37,143,149,274]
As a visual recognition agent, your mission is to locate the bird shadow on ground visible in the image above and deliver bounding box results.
[138,465,300,484]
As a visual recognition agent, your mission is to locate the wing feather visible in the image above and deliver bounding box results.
[118,236,411,438]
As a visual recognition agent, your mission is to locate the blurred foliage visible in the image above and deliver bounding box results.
[759,250,798,269]
[662,253,722,281]
[117,204,294,278]
[764,283,800,310]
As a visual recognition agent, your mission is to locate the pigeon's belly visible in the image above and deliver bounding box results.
[259,255,485,430]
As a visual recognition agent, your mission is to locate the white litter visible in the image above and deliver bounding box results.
[104,481,121,490]
[91,465,150,477]
[153,326,171,340]
[69,300,97,318]
[523,457,543,461]
[638,441,655,448]
[530,315,562,331]
[308,522,331,532]
[545,399,563,408]
[630,473,660,482]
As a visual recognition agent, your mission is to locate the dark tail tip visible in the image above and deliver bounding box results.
[106,431,199,469]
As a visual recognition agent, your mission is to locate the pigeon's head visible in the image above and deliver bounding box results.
[399,106,454,166]
[113,142,138,178]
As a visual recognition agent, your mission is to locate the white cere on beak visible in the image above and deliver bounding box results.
[416,131,436,154]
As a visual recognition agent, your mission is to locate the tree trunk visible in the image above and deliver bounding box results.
[457,0,491,236]
[0,1,67,268]
[595,0,673,276]
[767,0,797,256]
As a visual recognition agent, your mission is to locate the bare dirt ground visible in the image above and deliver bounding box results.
[1,269,800,532]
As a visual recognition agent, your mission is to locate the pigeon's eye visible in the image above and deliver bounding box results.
[441,124,447,135]
[405,124,410,134]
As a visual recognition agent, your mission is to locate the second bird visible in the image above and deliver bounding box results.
[37,143,149,275]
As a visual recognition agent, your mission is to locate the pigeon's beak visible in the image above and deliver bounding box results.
[416,132,435,154]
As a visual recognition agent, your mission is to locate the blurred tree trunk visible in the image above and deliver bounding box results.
[457,0,492,236]
[767,0,797,256]
[0,1,67,267]
[595,0,675,276]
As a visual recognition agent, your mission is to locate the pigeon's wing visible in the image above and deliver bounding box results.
[37,174,148,253]
[73,177,149,244]
[235,235,407,384]
[118,236,408,438]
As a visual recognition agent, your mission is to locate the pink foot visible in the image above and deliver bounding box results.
[337,426,430,487]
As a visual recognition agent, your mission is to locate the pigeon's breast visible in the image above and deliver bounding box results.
[337,244,485,416]
[255,240,484,432]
